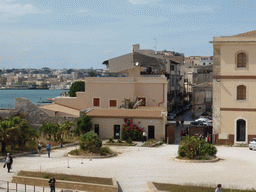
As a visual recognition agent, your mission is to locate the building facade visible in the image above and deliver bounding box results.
[211,30,256,145]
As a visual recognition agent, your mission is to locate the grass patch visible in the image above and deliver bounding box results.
[105,140,136,146]
[18,171,113,186]
[142,139,162,147]
[68,147,113,156]
[153,183,256,192]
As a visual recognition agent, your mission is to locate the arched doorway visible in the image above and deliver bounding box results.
[236,119,246,142]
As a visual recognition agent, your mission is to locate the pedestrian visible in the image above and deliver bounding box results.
[215,184,222,192]
[46,141,51,158]
[142,129,147,143]
[180,130,184,138]
[3,153,13,173]
[48,175,56,192]
[181,117,184,127]
[176,118,179,127]
[199,134,203,140]
[38,141,42,157]
[206,135,210,143]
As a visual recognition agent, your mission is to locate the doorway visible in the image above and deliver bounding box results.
[148,126,155,139]
[114,125,121,139]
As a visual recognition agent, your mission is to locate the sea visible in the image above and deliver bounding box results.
[0,89,65,108]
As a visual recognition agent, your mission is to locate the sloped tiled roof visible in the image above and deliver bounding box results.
[86,108,163,119]
[232,30,256,37]
[39,103,80,117]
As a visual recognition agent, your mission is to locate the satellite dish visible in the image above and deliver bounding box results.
[135,62,139,66]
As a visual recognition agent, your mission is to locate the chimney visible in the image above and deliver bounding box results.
[132,44,140,52]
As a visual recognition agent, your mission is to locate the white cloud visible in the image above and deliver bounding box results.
[77,9,88,13]
[128,0,155,4]
[0,3,52,18]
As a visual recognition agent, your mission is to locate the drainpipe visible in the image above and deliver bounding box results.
[158,84,165,107]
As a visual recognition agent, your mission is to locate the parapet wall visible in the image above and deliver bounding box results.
[15,98,79,130]
[0,109,19,119]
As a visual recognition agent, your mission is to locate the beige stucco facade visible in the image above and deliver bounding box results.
[91,117,165,140]
[55,76,168,111]
[211,30,256,145]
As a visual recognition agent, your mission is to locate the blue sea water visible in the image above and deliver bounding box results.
[0,89,64,108]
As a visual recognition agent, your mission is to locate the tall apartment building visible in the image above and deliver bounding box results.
[211,30,256,145]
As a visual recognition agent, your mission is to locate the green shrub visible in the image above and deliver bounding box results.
[117,139,123,143]
[178,135,217,159]
[109,137,113,142]
[126,137,132,144]
[79,132,102,153]
[100,147,110,156]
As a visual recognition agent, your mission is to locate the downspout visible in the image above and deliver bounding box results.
[158,84,165,107]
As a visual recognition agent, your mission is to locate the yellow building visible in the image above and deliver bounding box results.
[210,30,256,145]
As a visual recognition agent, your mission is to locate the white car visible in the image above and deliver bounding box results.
[249,138,256,150]
[195,118,211,123]
[167,114,174,120]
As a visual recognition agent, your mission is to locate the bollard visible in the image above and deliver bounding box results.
[16,183,17,192]
[7,182,9,192]
[34,186,35,192]
[67,158,70,168]
[40,164,41,172]
[81,155,84,164]
[138,144,140,151]
[167,137,169,144]
[25,184,26,192]
[90,152,92,161]
[43,187,44,192]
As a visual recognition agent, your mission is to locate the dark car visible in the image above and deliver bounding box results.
[190,121,204,126]
[175,110,180,116]
[201,112,209,116]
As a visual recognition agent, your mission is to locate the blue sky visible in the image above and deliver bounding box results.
[0,0,255,69]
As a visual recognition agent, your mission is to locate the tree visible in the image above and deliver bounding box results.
[0,117,38,153]
[69,81,85,97]
[40,122,55,140]
[74,114,92,135]
[79,131,102,153]
[58,121,74,142]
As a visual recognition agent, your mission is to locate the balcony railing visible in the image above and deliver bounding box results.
[204,98,212,103]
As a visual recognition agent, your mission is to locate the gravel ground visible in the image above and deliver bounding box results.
[1,144,256,192]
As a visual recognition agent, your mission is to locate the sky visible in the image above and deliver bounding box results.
[0,0,255,69]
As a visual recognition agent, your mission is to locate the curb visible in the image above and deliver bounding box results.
[0,142,79,160]
[173,157,219,163]
[67,151,117,159]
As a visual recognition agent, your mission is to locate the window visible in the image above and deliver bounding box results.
[138,97,146,106]
[237,85,246,100]
[93,98,100,107]
[237,119,246,141]
[237,52,246,68]
[170,65,174,71]
[94,124,99,135]
[109,100,117,107]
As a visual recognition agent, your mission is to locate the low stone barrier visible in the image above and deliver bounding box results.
[147,182,168,192]
[12,176,118,192]
[173,157,219,163]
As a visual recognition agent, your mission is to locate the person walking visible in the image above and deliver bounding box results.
[181,117,184,127]
[48,175,56,192]
[206,135,210,143]
[215,184,222,192]
[38,141,42,157]
[142,129,147,143]
[3,153,13,173]
[176,118,179,127]
[46,141,51,158]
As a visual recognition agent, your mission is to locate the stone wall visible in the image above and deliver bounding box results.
[0,109,19,119]
[15,98,79,130]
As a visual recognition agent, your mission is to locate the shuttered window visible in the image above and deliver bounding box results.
[93,98,100,107]
[109,100,117,107]
[237,52,246,68]
[237,85,246,100]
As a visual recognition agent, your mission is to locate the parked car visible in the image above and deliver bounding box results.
[190,121,204,126]
[199,116,212,120]
[167,113,175,120]
[249,138,256,150]
[206,121,213,126]
[175,110,180,116]
[172,112,177,118]
[201,112,210,116]
[196,118,211,123]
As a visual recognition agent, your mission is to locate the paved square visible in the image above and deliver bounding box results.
[1,144,256,192]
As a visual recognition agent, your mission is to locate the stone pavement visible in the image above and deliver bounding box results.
[1,145,256,192]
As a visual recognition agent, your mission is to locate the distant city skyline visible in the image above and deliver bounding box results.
[0,0,255,69]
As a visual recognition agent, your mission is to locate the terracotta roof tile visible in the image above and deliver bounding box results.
[233,30,256,37]
[39,104,80,117]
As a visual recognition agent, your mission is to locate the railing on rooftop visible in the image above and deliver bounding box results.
[94,72,129,77]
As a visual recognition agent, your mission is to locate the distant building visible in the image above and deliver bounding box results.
[199,56,213,66]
